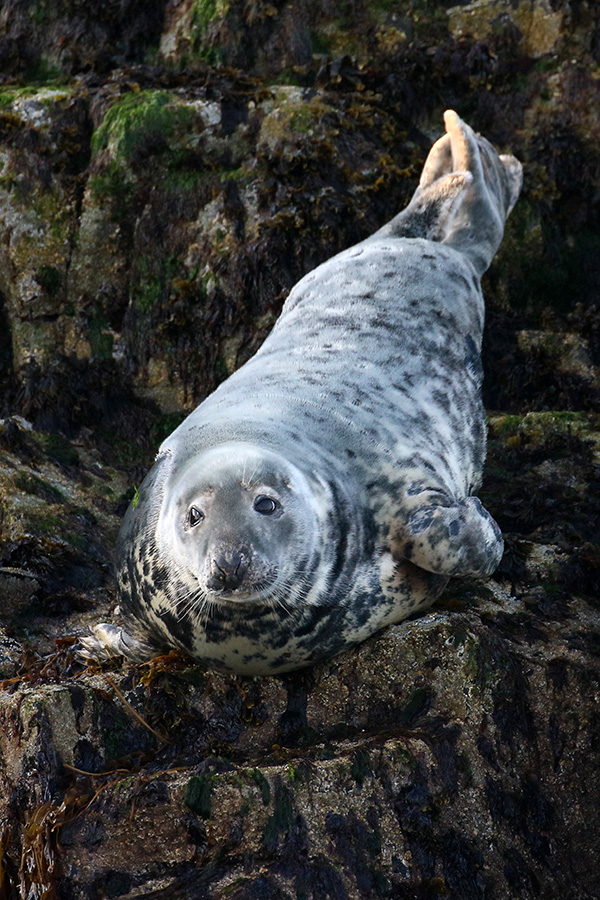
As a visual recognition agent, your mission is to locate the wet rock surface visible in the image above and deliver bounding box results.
[0,1,599,897]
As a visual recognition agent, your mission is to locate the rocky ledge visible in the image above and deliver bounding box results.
[0,1,599,898]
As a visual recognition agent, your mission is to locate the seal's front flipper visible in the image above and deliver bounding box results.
[402,494,503,577]
[78,623,157,664]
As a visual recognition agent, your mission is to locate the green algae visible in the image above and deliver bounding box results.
[87,309,114,360]
[131,254,181,313]
[185,774,212,819]
[41,434,79,467]
[37,265,62,298]
[89,92,199,219]
[350,748,372,787]
[13,472,66,504]
[151,412,186,445]
[191,0,230,33]
[89,160,131,205]
[250,768,271,806]
[289,107,314,134]
[189,0,230,61]
[286,764,304,785]
[92,91,194,163]
[262,783,294,850]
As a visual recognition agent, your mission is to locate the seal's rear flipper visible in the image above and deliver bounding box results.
[402,494,504,577]
[371,171,472,242]
[375,110,522,276]
[78,623,157,664]
[439,110,522,275]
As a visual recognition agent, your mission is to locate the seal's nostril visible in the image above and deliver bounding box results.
[210,552,248,591]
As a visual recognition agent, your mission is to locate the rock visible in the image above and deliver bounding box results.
[1,568,599,897]
[0,0,166,77]
[448,0,565,58]
[0,0,599,896]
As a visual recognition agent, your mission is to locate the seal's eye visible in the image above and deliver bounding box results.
[189,506,204,527]
[254,495,280,516]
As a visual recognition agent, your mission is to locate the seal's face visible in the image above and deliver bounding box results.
[157,442,323,615]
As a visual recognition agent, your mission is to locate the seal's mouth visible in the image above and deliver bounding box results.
[203,573,280,606]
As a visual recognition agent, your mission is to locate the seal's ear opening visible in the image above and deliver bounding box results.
[499,154,523,216]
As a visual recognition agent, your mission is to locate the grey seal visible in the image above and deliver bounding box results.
[82,111,522,674]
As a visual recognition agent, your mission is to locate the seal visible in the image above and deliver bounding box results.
[82,111,522,674]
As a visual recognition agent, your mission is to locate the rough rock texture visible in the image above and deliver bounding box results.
[0,1,599,897]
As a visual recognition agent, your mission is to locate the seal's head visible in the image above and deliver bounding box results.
[156,442,325,615]
[115,437,365,668]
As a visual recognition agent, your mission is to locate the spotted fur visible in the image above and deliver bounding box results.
[81,111,522,674]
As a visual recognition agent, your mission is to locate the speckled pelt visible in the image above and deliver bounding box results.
[81,111,522,674]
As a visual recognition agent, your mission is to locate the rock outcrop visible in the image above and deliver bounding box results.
[0,1,599,897]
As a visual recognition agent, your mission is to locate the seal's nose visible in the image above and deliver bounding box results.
[209,552,249,591]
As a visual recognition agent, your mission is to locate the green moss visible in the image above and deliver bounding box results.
[131,254,181,313]
[311,31,335,55]
[191,0,230,33]
[188,0,230,62]
[151,412,186,445]
[0,87,45,110]
[102,435,149,466]
[29,512,65,535]
[533,57,560,73]
[92,92,195,168]
[193,45,226,65]
[369,0,405,11]
[289,107,314,134]
[398,688,429,726]
[14,472,66,504]
[64,530,90,552]
[103,710,139,760]
[287,765,303,785]
[262,784,294,849]
[185,775,212,819]
[89,331,113,359]
[488,414,523,436]
[539,411,585,424]
[29,2,51,25]
[42,434,80,467]
[458,751,474,784]
[490,411,589,450]
[86,308,114,359]
[165,166,214,193]
[132,258,162,312]
[89,160,131,199]
[24,59,65,85]
[350,748,371,787]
